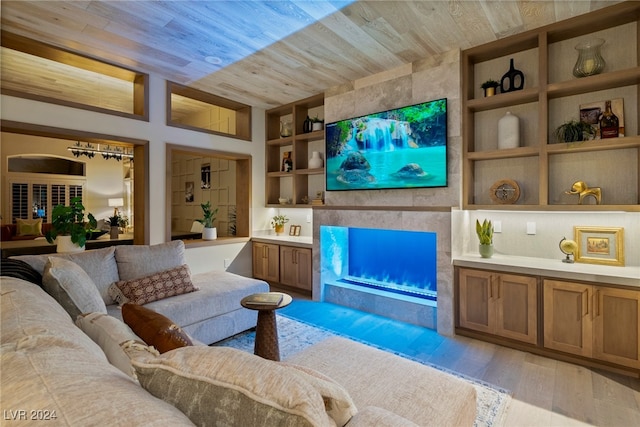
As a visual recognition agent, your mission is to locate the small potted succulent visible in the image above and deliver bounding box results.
[271,215,289,235]
[197,201,219,240]
[311,116,324,131]
[45,197,97,252]
[475,219,494,258]
[481,79,500,97]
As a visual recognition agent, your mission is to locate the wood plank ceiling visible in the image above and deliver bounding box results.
[0,0,625,110]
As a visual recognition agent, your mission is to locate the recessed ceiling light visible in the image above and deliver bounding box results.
[205,56,222,65]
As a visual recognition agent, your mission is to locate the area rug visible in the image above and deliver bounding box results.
[214,315,511,427]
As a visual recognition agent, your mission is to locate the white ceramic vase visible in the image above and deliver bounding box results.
[202,227,217,240]
[308,151,324,169]
[498,111,520,149]
[312,122,323,131]
[56,235,84,253]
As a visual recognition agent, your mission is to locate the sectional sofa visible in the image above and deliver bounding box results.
[1,241,477,426]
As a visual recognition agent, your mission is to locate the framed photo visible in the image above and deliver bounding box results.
[200,164,211,189]
[574,226,624,266]
[294,225,301,236]
[289,225,296,236]
[185,181,194,203]
[579,98,624,139]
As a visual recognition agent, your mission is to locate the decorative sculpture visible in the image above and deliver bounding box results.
[559,237,578,263]
[566,181,601,205]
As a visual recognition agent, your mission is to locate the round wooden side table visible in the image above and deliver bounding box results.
[240,292,292,361]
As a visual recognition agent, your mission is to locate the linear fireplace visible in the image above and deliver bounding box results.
[321,226,437,300]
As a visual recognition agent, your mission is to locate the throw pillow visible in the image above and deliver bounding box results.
[16,218,43,236]
[121,303,192,353]
[115,240,186,281]
[42,257,107,318]
[0,258,43,286]
[12,246,119,305]
[132,346,358,427]
[108,264,197,306]
[76,312,158,378]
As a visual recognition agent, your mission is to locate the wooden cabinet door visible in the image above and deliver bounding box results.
[280,246,312,291]
[593,287,640,369]
[543,280,592,357]
[495,274,538,345]
[459,269,493,333]
[252,243,279,282]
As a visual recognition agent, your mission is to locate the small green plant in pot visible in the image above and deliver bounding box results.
[271,214,289,235]
[197,201,219,240]
[475,219,494,258]
[481,79,499,97]
[46,197,97,252]
[554,120,596,143]
[106,213,126,239]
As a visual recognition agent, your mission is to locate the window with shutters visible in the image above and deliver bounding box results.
[9,176,86,224]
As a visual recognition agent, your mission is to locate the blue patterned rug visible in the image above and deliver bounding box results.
[214,314,511,427]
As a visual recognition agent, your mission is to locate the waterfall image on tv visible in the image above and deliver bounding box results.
[325,99,447,191]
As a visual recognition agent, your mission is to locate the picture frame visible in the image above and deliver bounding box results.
[185,181,194,203]
[574,226,624,266]
[281,151,292,172]
[289,225,296,236]
[294,225,301,236]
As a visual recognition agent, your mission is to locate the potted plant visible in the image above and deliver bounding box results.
[271,214,289,235]
[553,120,596,143]
[45,197,97,253]
[106,213,123,240]
[197,201,219,240]
[475,219,494,258]
[311,116,324,131]
[481,79,499,97]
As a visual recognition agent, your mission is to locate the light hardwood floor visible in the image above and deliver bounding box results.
[278,298,640,427]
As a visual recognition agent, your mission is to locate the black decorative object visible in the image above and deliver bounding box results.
[500,58,524,93]
[303,116,312,133]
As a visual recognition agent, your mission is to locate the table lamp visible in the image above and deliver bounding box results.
[108,198,124,216]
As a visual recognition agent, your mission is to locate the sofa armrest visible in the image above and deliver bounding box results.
[1,225,13,241]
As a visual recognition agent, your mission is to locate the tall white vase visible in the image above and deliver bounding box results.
[308,151,323,169]
[498,111,520,149]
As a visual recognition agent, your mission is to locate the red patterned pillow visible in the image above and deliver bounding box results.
[109,264,198,306]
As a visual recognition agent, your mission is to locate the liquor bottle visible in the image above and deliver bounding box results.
[599,100,619,139]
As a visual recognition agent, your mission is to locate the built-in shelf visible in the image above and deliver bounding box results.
[265,93,325,207]
[462,2,640,212]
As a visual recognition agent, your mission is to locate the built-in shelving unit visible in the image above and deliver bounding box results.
[462,2,640,211]
[265,94,324,207]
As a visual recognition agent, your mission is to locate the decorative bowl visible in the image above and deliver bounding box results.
[278,198,288,205]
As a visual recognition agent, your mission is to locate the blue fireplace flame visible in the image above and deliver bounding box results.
[321,226,437,300]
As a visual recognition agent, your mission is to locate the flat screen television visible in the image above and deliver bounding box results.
[325,98,447,191]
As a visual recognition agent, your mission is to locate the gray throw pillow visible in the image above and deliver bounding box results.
[42,257,107,319]
[12,246,119,304]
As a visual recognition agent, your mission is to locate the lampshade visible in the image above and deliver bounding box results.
[108,198,124,207]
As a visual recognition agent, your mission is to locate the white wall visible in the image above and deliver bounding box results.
[1,74,268,275]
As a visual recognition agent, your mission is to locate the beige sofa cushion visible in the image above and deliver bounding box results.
[12,246,119,304]
[1,277,195,426]
[345,406,420,426]
[115,240,185,281]
[42,257,107,318]
[285,337,477,427]
[133,346,357,427]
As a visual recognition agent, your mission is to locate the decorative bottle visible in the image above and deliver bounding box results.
[599,100,619,139]
[308,151,323,169]
[498,111,520,149]
[303,116,312,133]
